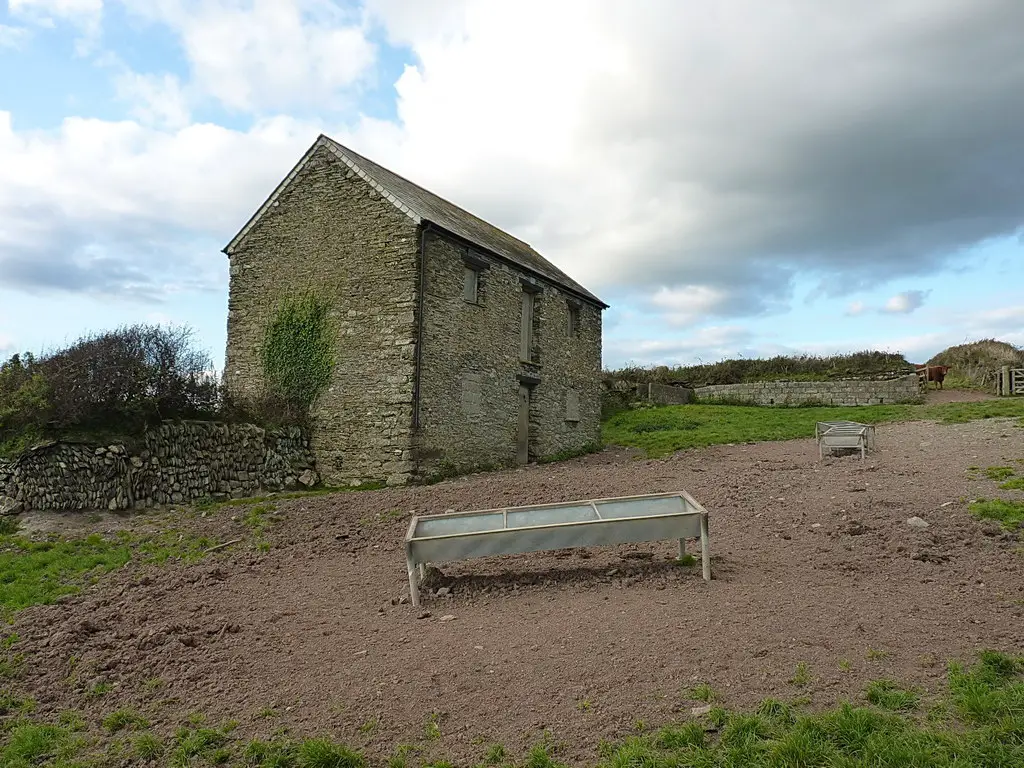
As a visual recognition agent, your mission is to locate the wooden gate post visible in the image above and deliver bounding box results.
[1000,366,1011,397]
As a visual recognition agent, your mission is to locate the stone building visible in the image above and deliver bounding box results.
[223,135,607,486]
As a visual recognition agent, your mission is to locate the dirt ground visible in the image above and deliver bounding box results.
[11,416,1024,764]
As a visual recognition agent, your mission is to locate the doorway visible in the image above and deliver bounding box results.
[517,384,531,464]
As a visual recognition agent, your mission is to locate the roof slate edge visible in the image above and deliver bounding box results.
[222,133,608,310]
[421,220,609,309]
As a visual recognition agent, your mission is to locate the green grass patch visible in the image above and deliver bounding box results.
[864,679,920,711]
[985,466,1016,480]
[102,708,150,733]
[1000,476,1024,490]
[970,498,1024,530]
[673,554,697,567]
[0,526,216,617]
[689,683,716,702]
[788,662,811,687]
[602,399,1024,457]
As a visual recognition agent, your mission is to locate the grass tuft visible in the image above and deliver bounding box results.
[102,708,151,732]
[689,683,716,702]
[970,498,1024,530]
[298,739,366,768]
[984,466,1016,480]
[865,679,920,712]
[132,732,164,761]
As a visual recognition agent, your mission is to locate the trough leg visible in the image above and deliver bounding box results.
[407,554,420,607]
[677,537,687,559]
[700,512,711,581]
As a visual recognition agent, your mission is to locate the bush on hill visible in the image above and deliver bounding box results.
[926,338,1024,389]
[0,324,219,458]
[608,350,913,387]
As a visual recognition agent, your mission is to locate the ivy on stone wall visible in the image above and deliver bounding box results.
[260,294,334,415]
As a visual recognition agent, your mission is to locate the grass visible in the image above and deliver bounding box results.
[689,683,716,703]
[970,498,1024,530]
[866,648,890,661]
[673,553,697,567]
[864,679,920,711]
[101,708,150,732]
[1001,476,1024,490]
[788,662,811,687]
[602,399,1024,457]
[984,466,1016,480]
[423,712,442,741]
[483,743,506,764]
[0,522,220,617]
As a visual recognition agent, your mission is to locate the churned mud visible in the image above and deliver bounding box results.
[11,416,1024,764]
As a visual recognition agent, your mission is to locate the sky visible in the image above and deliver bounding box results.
[1,0,1023,372]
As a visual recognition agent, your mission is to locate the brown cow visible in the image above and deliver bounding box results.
[915,364,951,389]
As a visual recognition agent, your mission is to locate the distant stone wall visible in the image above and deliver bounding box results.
[0,421,317,514]
[694,374,921,406]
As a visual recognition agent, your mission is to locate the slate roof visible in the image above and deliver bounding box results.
[224,134,606,308]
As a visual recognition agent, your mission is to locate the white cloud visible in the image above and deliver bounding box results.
[114,71,191,129]
[0,110,321,297]
[605,325,755,367]
[649,285,732,327]
[10,0,104,51]
[356,0,1024,315]
[120,0,376,113]
[846,300,866,316]
[0,24,32,48]
[882,289,930,314]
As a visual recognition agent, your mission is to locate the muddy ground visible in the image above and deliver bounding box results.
[10,415,1024,764]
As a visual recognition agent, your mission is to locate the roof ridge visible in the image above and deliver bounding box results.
[321,135,536,252]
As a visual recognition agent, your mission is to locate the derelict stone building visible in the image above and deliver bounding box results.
[223,135,607,486]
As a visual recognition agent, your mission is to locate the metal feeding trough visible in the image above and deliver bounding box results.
[403,491,711,606]
[816,420,876,460]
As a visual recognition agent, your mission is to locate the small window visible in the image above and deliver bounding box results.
[566,389,580,422]
[520,290,535,362]
[463,266,479,303]
[568,304,580,336]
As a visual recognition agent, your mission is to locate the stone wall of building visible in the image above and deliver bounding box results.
[224,144,420,486]
[694,374,922,406]
[0,421,316,514]
[415,230,603,475]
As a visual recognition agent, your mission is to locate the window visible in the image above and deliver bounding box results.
[568,303,580,336]
[463,266,479,303]
[520,290,535,362]
[462,249,488,304]
[565,389,580,422]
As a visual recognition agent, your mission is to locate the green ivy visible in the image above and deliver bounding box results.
[260,294,334,414]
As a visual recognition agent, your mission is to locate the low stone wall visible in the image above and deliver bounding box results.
[0,421,317,514]
[694,374,921,407]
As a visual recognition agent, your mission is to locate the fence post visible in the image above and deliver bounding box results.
[1000,366,1010,397]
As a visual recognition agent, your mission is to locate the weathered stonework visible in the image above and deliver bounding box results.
[225,146,419,486]
[224,138,606,485]
[0,421,316,513]
[694,374,922,406]
[416,231,602,475]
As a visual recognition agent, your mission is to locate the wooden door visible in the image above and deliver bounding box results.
[517,385,530,464]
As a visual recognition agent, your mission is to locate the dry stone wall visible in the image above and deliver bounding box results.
[0,421,316,514]
[694,374,921,406]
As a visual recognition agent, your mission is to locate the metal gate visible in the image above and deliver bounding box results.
[998,367,1024,396]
